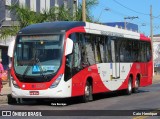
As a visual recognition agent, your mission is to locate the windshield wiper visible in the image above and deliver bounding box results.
[35,58,48,80]
[22,43,48,80]
[22,58,35,79]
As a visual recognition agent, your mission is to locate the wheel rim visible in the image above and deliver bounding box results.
[128,80,132,92]
[135,79,138,88]
[85,85,89,97]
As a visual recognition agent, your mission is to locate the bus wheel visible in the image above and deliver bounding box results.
[125,77,132,95]
[82,81,93,103]
[133,77,140,93]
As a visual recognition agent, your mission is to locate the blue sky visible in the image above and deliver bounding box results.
[90,0,160,36]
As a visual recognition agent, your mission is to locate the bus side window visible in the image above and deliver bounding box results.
[105,36,112,62]
[83,34,95,66]
[95,36,102,63]
[99,36,106,63]
[67,33,82,76]
[146,42,151,61]
[120,41,125,62]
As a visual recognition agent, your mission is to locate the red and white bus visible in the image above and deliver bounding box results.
[10,21,153,103]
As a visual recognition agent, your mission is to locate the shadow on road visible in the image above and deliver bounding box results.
[7,89,150,106]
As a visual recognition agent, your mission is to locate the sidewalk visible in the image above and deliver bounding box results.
[0,82,11,104]
[0,75,160,104]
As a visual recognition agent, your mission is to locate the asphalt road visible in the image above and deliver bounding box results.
[0,83,160,119]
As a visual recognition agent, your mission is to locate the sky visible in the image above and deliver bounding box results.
[90,0,160,36]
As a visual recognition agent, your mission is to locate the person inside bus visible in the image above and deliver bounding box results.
[0,59,4,96]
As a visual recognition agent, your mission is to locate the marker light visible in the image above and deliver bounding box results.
[49,74,63,88]
[11,77,20,88]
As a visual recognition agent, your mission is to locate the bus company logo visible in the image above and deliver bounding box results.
[2,111,12,116]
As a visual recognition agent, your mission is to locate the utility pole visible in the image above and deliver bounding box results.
[73,0,77,20]
[150,5,153,42]
[150,5,154,75]
[124,16,138,30]
[82,0,86,22]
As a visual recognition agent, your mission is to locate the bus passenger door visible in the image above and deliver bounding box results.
[111,39,120,79]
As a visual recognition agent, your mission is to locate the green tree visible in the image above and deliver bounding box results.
[0,0,98,38]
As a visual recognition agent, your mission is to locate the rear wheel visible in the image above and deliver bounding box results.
[133,77,140,93]
[125,77,132,95]
[82,81,93,103]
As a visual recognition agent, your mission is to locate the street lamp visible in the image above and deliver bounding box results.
[124,16,138,30]
[139,23,146,34]
[97,8,110,22]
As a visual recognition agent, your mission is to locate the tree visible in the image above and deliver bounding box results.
[77,0,99,22]
[0,0,98,38]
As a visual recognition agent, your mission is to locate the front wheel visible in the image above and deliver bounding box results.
[82,81,93,103]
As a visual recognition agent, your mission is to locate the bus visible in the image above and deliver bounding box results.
[10,21,153,103]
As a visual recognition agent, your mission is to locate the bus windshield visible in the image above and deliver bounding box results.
[14,35,63,81]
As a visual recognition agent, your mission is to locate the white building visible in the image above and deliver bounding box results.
[153,34,160,68]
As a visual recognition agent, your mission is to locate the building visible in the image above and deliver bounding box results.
[103,22,138,32]
[0,0,78,69]
[153,34,160,68]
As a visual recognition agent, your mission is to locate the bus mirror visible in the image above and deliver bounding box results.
[8,38,15,57]
[65,38,73,56]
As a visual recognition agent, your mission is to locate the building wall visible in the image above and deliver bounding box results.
[0,0,6,21]
[153,36,160,67]
[0,0,78,22]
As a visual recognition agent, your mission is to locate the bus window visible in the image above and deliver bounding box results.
[115,40,121,62]
[84,34,96,65]
[140,42,147,62]
[95,36,102,63]
[119,40,132,62]
[133,41,140,62]
[105,36,112,62]
[146,42,151,61]
[99,36,106,63]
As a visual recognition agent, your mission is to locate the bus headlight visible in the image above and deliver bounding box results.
[11,77,20,89]
[49,74,63,88]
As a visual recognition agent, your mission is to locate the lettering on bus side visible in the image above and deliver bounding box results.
[101,31,124,38]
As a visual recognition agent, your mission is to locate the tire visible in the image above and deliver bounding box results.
[82,81,93,103]
[133,77,140,93]
[7,94,17,104]
[125,77,132,95]
[16,98,23,104]
[35,99,45,104]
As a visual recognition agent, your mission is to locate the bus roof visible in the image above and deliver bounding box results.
[18,21,150,41]
[18,21,85,35]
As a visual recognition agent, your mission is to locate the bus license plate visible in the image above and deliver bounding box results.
[30,91,39,95]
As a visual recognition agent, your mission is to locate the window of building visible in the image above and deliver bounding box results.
[5,8,11,20]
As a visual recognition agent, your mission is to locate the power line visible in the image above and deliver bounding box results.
[95,3,151,26]
[98,4,132,18]
[113,0,149,16]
